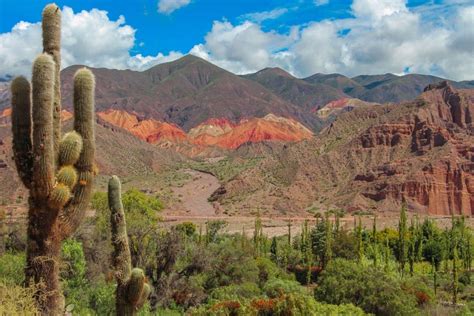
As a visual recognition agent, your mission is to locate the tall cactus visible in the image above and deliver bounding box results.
[109,176,151,315]
[10,4,96,314]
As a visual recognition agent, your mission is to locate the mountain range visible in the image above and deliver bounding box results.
[1,54,473,131]
[210,82,474,216]
[0,55,473,216]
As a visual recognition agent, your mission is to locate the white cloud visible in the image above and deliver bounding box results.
[240,8,288,23]
[190,20,298,74]
[157,0,191,14]
[314,0,329,6]
[0,6,181,77]
[1,1,472,81]
[190,2,474,80]
[128,51,184,70]
[351,0,408,20]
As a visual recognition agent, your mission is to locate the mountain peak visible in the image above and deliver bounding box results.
[252,67,295,79]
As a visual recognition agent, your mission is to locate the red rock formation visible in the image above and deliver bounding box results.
[356,82,474,215]
[1,107,72,124]
[97,109,187,143]
[186,114,313,149]
[214,115,313,149]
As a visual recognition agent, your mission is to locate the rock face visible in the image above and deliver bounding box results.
[98,109,313,150]
[355,82,473,215]
[97,109,187,144]
[213,82,474,216]
[316,98,378,118]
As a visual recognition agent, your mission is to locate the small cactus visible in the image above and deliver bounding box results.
[56,166,78,188]
[109,176,151,315]
[59,131,83,165]
[49,183,71,209]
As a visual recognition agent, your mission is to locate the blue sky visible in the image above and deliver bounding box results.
[0,0,353,56]
[0,0,473,80]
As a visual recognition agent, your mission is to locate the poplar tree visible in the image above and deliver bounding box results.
[323,212,332,268]
[270,236,278,262]
[372,215,378,267]
[398,204,408,276]
[357,217,364,262]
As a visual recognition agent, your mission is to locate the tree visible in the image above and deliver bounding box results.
[452,243,459,305]
[357,217,364,262]
[10,4,96,313]
[270,237,278,262]
[372,215,378,267]
[408,218,416,276]
[398,204,408,276]
[323,212,333,268]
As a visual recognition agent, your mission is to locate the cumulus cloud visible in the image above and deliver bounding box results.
[190,20,298,74]
[314,0,329,6]
[1,1,472,81]
[0,6,181,77]
[157,0,191,14]
[128,51,184,70]
[191,1,474,80]
[240,8,288,23]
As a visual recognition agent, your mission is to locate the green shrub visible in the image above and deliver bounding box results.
[315,258,420,315]
[211,282,261,301]
[0,251,25,285]
[88,280,116,315]
[0,282,39,315]
[61,239,89,313]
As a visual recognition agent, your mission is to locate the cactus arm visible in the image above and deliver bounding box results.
[109,175,132,285]
[11,76,33,188]
[59,68,96,237]
[31,54,56,199]
[42,3,62,156]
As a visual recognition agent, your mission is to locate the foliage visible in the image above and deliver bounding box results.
[315,258,420,315]
[61,239,89,312]
[0,282,39,315]
[91,188,163,268]
[0,251,25,285]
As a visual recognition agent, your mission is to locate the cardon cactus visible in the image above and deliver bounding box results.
[10,3,96,314]
[109,176,151,315]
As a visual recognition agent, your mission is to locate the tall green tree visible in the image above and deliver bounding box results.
[324,212,333,268]
[357,217,364,262]
[372,216,378,267]
[452,243,459,305]
[408,218,416,276]
[270,236,278,262]
[398,204,408,276]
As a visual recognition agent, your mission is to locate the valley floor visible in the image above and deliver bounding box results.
[158,168,474,237]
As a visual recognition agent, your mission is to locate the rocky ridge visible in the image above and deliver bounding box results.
[210,82,474,215]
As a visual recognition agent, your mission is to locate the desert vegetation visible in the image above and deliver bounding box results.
[1,186,473,315]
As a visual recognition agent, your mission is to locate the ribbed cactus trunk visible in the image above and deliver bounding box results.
[10,4,96,315]
[109,176,151,316]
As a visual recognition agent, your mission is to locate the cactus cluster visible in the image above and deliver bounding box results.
[109,176,151,315]
[10,3,96,314]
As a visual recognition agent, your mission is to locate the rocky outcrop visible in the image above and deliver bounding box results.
[354,83,474,215]
[97,109,187,144]
[99,110,313,150]
[214,83,473,216]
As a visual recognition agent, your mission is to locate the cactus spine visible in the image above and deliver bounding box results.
[109,176,151,315]
[10,4,96,314]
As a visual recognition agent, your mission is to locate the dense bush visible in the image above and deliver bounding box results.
[315,258,421,315]
[0,282,39,315]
